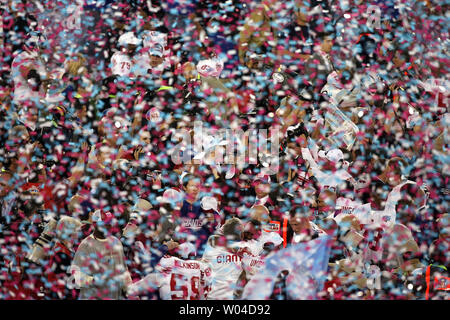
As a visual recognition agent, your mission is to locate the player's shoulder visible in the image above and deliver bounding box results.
[107,235,124,247]
[77,234,96,248]
[242,239,260,255]
[205,234,221,249]
[198,258,212,268]
[234,240,250,250]
[12,51,32,66]
[157,257,175,274]
[160,255,176,265]
[111,51,127,60]
[111,51,123,57]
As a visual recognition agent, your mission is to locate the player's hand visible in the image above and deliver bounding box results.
[81,141,90,154]
[134,145,143,160]
[164,240,179,250]
[389,83,399,92]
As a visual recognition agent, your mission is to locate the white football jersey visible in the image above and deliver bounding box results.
[155,255,212,300]
[202,238,247,300]
[242,231,283,278]
[241,248,266,279]
[11,50,47,102]
[245,231,284,255]
[111,51,133,77]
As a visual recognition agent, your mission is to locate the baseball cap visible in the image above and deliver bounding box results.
[145,107,162,123]
[157,188,183,206]
[254,173,271,185]
[201,196,218,212]
[143,30,167,48]
[130,198,152,223]
[177,242,197,259]
[149,43,164,57]
[21,182,41,195]
[92,210,114,225]
[319,148,344,163]
[118,32,141,47]
[79,199,95,221]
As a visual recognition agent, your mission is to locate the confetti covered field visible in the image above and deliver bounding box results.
[0,0,448,301]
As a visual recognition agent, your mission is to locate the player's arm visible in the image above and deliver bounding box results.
[233,269,248,300]
[139,241,177,274]
[68,243,95,288]
[116,240,133,291]
[14,57,34,80]
[18,53,50,84]
[433,131,445,152]
[302,55,324,99]
[127,272,161,297]
[67,265,94,288]
[110,53,122,76]
[0,12,3,49]
[67,141,90,187]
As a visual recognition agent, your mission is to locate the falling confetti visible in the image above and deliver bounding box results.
[0,0,448,301]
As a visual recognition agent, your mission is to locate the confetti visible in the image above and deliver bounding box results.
[0,0,448,301]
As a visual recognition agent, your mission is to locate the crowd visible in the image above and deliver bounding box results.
[0,0,448,300]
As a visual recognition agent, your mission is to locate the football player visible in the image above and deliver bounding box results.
[202,217,249,300]
[156,242,213,300]
[11,31,49,105]
[110,32,141,78]
[127,242,212,300]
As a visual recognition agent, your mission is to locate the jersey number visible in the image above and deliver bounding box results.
[121,62,131,70]
[169,273,200,300]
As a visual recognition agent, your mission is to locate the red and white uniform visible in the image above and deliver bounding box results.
[155,255,212,300]
[111,51,134,77]
[242,231,283,278]
[241,250,265,279]
[201,238,248,300]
